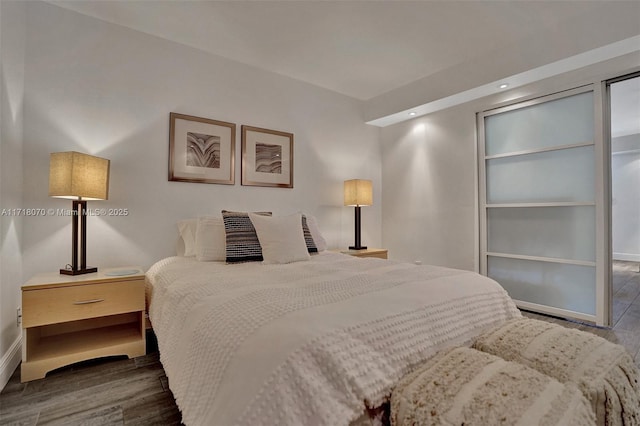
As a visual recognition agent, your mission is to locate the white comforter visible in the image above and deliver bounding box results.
[146,252,521,426]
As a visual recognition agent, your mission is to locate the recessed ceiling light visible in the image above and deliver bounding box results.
[499,83,509,89]
[409,112,417,116]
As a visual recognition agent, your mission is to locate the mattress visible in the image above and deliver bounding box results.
[146,252,521,425]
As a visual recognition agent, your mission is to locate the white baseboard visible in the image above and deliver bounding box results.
[0,335,22,391]
[613,252,640,262]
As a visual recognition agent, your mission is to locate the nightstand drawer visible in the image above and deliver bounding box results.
[22,280,144,328]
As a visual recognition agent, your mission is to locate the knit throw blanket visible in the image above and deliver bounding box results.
[146,253,521,425]
[473,318,640,425]
[391,347,595,426]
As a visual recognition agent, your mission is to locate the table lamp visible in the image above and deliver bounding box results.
[49,151,110,275]
[344,179,372,250]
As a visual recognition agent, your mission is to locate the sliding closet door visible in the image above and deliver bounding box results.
[479,86,609,325]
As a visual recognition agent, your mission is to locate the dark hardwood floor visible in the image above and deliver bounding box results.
[0,334,183,426]
[1,261,638,425]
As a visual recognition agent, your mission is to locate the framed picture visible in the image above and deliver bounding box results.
[169,112,235,185]
[241,125,294,188]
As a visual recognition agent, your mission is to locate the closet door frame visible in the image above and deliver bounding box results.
[477,84,610,326]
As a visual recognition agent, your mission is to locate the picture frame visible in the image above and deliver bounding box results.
[169,112,235,185]
[241,125,294,188]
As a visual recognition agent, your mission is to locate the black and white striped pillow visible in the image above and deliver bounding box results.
[222,210,271,263]
[301,215,318,254]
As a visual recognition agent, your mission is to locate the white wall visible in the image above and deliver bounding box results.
[612,133,640,262]
[0,0,26,389]
[380,104,478,270]
[20,1,381,279]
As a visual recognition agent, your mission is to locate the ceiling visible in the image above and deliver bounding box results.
[47,1,640,100]
[45,1,640,133]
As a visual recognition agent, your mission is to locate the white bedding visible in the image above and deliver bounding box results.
[146,252,521,426]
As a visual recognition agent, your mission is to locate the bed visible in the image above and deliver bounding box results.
[145,250,521,425]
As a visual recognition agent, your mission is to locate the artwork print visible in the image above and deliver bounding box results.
[255,143,282,174]
[169,113,235,185]
[241,125,293,188]
[187,132,221,168]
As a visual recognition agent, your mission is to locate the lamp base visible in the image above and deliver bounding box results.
[348,246,367,250]
[60,267,98,276]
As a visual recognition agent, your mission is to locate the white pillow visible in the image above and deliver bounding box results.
[305,214,328,252]
[195,216,226,261]
[178,219,197,257]
[249,213,311,264]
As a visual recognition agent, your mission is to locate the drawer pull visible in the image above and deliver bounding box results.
[73,299,105,305]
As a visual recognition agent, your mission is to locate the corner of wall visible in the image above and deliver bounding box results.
[0,335,22,389]
[0,0,27,390]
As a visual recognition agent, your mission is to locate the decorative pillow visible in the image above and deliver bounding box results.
[222,210,272,263]
[194,216,226,262]
[249,213,311,264]
[177,219,197,257]
[301,215,318,254]
[304,214,327,251]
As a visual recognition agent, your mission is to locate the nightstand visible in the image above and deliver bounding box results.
[21,267,146,382]
[336,248,388,259]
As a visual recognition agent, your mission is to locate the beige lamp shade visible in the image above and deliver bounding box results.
[344,179,373,206]
[49,152,110,200]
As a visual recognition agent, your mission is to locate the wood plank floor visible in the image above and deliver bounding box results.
[1,261,639,425]
[0,333,183,426]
